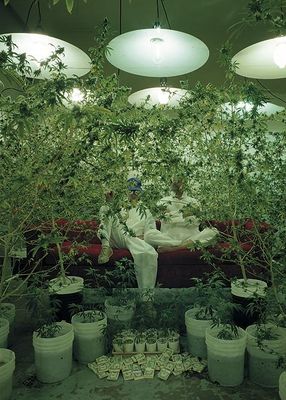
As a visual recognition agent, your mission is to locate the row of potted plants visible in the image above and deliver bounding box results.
[184,272,286,388]
[112,328,180,353]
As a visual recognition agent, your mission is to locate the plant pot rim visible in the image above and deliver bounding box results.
[71,310,106,324]
[231,278,267,298]
[49,276,84,295]
[33,321,73,340]
[206,325,246,341]
[185,307,213,321]
[246,323,285,341]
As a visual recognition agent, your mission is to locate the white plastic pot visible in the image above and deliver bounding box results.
[33,321,74,383]
[157,339,168,352]
[0,349,15,400]
[231,279,267,299]
[146,341,157,352]
[104,298,135,322]
[168,338,180,353]
[112,339,123,352]
[123,340,134,353]
[185,308,212,358]
[279,371,286,400]
[135,341,146,353]
[71,311,107,364]
[206,325,247,387]
[246,324,286,388]
[49,276,84,295]
[0,318,9,348]
[0,303,16,326]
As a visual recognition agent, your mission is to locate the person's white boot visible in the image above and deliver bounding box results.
[98,246,113,264]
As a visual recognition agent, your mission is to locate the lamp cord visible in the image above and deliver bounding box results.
[24,0,38,30]
[160,0,171,29]
[256,79,286,105]
[117,0,122,80]
[37,0,42,29]
[156,0,160,22]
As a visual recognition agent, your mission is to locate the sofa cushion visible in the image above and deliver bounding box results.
[58,241,131,263]
[55,219,101,244]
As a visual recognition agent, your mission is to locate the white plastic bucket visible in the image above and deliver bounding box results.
[231,279,267,298]
[33,321,74,383]
[104,299,135,322]
[146,341,157,352]
[135,342,146,353]
[206,325,247,386]
[185,308,212,358]
[0,349,15,400]
[123,340,134,353]
[280,371,286,400]
[71,311,107,363]
[49,276,84,295]
[0,318,9,348]
[246,324,286,388]
[168,338,180,353]
[157,340,168,352]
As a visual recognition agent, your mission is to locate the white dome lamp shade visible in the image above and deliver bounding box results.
[222,101,284,116]
[232,35,286,79]
[128,87,190,108]
[106,28,209,77]
[0,33,91,79]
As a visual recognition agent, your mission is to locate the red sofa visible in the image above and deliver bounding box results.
[25,219,269,288]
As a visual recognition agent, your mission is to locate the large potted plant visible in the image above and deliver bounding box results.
[246,323,286,388]
[185,271,227,358]
[32,321,74,383]
[71,308,107,363]
[104,258,137,326]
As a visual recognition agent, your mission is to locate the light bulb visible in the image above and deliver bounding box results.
[158,88,170,105]
[150,37,164,65]
[273,41,286,69]
[69,88,85,103]
[21,36,53,62]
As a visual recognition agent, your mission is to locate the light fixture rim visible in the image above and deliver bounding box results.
[106,28,209,78]
[0,32,91,79]
[232,35,286,79]
[128,86,190,108]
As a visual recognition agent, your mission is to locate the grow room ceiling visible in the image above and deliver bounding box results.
[0,0,285,106]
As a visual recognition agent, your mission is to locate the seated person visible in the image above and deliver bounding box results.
[97,177,185,289]
[157,177,218,251]
[97,178,159,289]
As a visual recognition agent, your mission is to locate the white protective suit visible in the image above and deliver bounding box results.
[98,205,181,289]
[158,192,218,244]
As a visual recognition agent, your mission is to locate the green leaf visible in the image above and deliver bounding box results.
[4,0,10,5]
[65,0,74,13]
[53,0,61,5]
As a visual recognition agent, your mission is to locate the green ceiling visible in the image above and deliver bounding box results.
[0,0,285,103]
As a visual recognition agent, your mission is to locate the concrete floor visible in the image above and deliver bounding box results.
[10,326,280,400]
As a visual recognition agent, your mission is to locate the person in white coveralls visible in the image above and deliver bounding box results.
[97,177,186,289]
[157,177,218,252]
